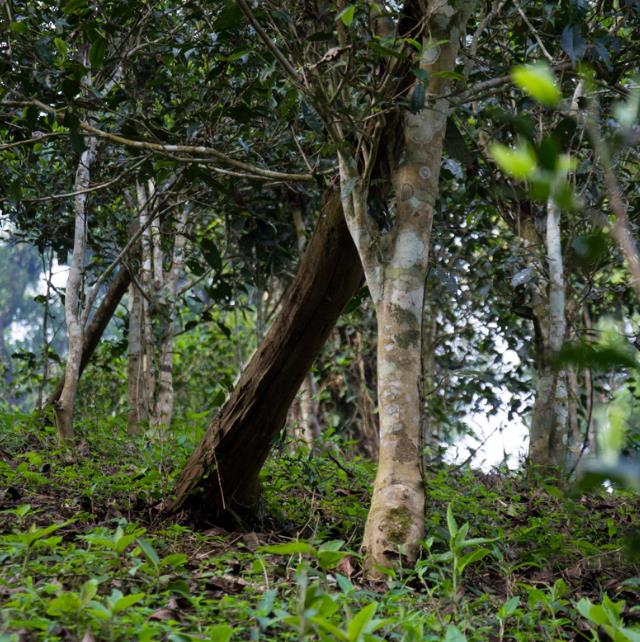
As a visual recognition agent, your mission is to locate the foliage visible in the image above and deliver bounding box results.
[1,413,639,641]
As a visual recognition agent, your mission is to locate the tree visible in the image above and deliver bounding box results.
[166,189,363,519]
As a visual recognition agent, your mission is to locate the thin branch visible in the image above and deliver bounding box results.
[0,100,315,183]
[585,99,640,301]
[235,0,304,89]
[80,122,314,183]
[512,0,554,63]
[81,193,186,328]
[18,156,150,203]
[0,132,63,151]
[177,267,212,297]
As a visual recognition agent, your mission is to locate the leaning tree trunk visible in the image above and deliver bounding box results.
[165,190,363,521]
[47,266,131,407]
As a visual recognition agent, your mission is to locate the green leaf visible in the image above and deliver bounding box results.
[258,541,316,555]
[560,25,586,66]
[114,533,137,554]
[80,579,98,606]
[498,596,520,620]
[309,616,350,642]
[337,5,355,27]
[89,36,107,70]
[24,518,74,546]
[511,63,561,107]
[489,142,537,179]
[347,602,377,642]
[208,624,235,642]
[457,547,491,575]
[10,21,28,34]
[137,537,160,568]
[444,624,467,642]
[87,602,112,620]
[62,0,89,14]
[113,593,145,614]
[577,598,610,626]
[446,504,458,537]
[199,239,222,271]
[47,592,82,616]
[159,553,188,568]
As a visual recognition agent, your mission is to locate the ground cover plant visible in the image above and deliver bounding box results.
[1,413,639,641]
[3,1,640,640]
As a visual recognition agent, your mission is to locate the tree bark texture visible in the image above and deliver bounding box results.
[54,136,99,441]
[526,201,571,471]
[133,182,189,433]
[355,3,471,576]
[127,281,147,433]
[166,190,363,521]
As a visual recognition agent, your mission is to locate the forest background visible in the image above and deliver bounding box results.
[1,0,640,640]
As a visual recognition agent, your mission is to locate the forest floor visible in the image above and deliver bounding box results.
[1,410,639,642]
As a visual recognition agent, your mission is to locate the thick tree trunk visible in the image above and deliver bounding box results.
[165,190,363,521]
[47,267,131,407]
[355,4,470,576]
[362,274,427,570]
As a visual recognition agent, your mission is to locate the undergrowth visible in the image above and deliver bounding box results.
[1,409,639,641]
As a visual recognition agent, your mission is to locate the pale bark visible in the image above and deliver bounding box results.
[47,267,131,407]
[127,281,146,433]
[132,180,189,433]
[54,135,99,441]
[292,206,321,448]
[299,374,321,448]
[528,200,570,470]
[338,4,471,575]
[153,204,189,429]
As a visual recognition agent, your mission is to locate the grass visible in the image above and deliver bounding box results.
[0,409,639,641]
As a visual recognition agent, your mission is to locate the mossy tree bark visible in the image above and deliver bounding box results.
[165,190,363,521]
[336,2,472,575]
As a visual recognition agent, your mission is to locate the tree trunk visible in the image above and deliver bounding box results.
[299,373,321,448]
[352,4,470,576]
[54,136,99,441]
[47,266,131,407]
[127,281,146,433]
[528,200,570,471]
[165,190,363,521]
[362,273,427,570]
[291,206,321,449]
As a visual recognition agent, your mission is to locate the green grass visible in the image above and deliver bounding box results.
[1,410,639,641]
